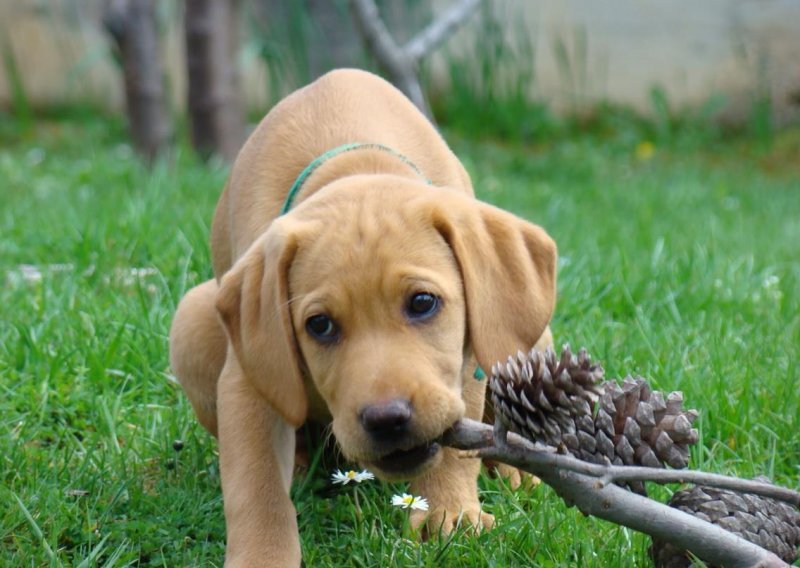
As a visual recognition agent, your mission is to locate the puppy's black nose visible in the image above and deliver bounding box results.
[359,399,412,438]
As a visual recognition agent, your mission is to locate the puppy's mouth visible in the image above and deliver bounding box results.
[367,440,441,477]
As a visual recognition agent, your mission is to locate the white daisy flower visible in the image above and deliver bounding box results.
[391,493,429,511]
[331,469,374,485]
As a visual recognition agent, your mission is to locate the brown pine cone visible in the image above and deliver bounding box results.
[650,478,800,567]
[489,345,699,493]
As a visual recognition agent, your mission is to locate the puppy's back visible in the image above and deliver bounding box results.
[211,69,472,278]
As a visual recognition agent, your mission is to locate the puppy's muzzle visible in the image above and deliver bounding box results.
[358,399,442,476]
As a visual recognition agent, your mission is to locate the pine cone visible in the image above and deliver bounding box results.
[650,478,800,567]
[489,345,699,493]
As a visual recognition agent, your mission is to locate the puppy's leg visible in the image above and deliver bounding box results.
[409,362,494,536]
[169,279,227,437]
[534,325,554,351]
[217,353,301,567]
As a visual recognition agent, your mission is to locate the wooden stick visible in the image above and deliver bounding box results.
[443,418,793,568]
[448,419,799,506]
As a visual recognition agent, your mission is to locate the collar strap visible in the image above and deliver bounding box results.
[281,142,430,215]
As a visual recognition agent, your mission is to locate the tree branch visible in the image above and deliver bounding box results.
[348,0,405,81]
[349,0,484,120]
[447,419,799,507]
[443,418,794,568]
[404,0,482,62]
[349,0,429,117]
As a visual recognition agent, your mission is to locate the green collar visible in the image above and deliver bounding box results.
[281,142,430,215]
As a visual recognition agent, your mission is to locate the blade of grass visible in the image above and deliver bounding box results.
[10,491,59,566]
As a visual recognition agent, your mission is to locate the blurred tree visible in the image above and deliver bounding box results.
[185,0,245,161]
[248,0,360,100]
[349,0,483,120]
[248,0,430,104]
[306,0,360,79]
[103,0,172,162]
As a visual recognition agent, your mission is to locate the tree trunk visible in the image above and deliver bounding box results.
[104,0,172,162]
[185,0,245,161]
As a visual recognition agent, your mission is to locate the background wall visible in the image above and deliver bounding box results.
[496,0,800,124]
[2,0,799,125]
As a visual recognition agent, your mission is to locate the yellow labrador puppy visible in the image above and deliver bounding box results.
[170,68,556,566]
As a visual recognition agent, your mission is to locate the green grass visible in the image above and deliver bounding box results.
[1,112,798,566]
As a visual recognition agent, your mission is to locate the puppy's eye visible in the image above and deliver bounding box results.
[406,292,440,320]
[305,314,339,342]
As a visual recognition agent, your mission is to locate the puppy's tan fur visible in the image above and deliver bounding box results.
[170,69,557,566]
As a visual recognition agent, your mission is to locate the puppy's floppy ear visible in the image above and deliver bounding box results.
[215,221,307,428]
[431,193,557,372]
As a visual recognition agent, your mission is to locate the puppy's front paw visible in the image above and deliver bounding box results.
[410,504,494,538]
[489,462,541,490]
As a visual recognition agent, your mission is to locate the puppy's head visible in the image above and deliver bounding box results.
[216,177,556,480]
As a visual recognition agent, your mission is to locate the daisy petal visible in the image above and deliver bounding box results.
[331,470,353,485]
[354,470,375,483]
[391,493,428,510]
[391,493,411,508]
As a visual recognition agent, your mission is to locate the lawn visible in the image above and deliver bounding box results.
[1,113,798,566]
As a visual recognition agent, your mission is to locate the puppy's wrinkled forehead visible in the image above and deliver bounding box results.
[286,180,461,310]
